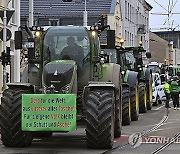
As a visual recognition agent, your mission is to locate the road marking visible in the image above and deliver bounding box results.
[153,101,172,110]
[154,105,164,110]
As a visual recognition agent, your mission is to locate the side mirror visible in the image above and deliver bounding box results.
[177,72,180,76]
[107,30,115,49]
[146,52,151,58]
[115,45,124,53]
[15,31,22,49]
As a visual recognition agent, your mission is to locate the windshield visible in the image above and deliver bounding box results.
[124,51,135,69]
[43,26,90,67]
[148,65,160,73]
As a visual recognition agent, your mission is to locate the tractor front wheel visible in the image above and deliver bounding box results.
[86,88,115,149]
[147,75,153,110]
[0,88,33,147]
[122,87,131,125]
[130,83,139,121]
[139,83,147,113]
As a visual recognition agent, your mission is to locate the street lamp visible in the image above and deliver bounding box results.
[29,0,33,27]
[83,0,87,26]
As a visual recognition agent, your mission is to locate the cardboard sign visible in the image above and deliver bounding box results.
[22,94,76,131]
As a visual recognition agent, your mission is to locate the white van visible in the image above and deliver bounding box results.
[152,73,166,106]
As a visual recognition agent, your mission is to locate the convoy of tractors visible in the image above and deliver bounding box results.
[0,17,155,149]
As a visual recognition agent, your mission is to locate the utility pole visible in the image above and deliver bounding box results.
[2,0,12,90]
[83,0,87,26]
[13,0,21,83]
[29,0,34,27]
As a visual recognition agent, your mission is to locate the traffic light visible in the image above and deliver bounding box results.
[6,72,9,83]
[62,0,72,2]
[0,47,11,66]
[15,31,22,49]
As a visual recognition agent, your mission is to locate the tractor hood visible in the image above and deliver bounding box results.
[43,60,76,92]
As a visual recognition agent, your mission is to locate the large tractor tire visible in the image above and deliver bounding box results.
[130,83,139,121]
[122,87,131,126]
[139,83,147,113]
[146,75,153,110]
[86,88,115,149]
[0,88,33,147]
[114,87,122,138]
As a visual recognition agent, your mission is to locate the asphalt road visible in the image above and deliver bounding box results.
[0,101,180,154]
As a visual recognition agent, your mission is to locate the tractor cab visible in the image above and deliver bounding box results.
[42,26,91,67]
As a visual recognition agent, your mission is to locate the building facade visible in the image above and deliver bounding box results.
[120,0,152,51]
[21,0,123,43]
[149,32,169,63]
[154,31,180,65]
[20,0,152,49]
[0,0,20,94]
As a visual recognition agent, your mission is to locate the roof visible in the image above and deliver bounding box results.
[21,0,117,18]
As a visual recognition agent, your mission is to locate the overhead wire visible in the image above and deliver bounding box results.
[153,0,179,31]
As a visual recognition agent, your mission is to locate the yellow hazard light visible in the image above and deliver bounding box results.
[139,41,143,46]
[119,38,125,45]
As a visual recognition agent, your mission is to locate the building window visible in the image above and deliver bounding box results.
[125,1,127,19]
[49,19,59,26]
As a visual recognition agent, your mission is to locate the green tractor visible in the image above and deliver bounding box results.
[115,41,153,114]
[102,47,139,126]
[103,40,152,125]
[0,25,122,149]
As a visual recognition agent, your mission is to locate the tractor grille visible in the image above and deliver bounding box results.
[43,63,74,91]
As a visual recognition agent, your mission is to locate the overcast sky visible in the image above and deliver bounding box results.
[146,0,180,31]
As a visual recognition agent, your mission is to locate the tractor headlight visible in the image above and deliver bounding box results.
[35,31,41,37]
[121,70,125,75]
[61,84,70,94]
[90,26,95,30]
[144,64,148,68]
[139,67,142,71]
[91,31,96,37]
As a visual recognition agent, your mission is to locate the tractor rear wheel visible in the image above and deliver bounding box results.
[130,83,139,121]
[139,83,147,113]
[0,88,33,147]
[122,87,131,125]
[86,88,115,149]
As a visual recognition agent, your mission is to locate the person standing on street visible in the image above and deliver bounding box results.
[170,76,179,110]
[164,79,171,108]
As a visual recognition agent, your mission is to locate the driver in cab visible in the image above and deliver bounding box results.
[60,36,84,67]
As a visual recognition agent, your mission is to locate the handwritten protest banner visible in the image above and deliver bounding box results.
[22,94,76,131]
